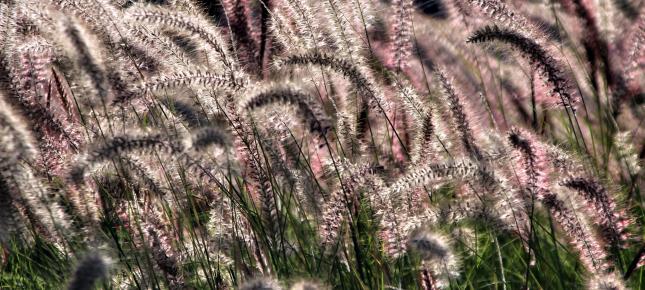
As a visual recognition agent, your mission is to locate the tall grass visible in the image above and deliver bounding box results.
[0,0,643,289]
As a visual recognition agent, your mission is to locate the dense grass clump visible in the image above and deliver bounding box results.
[0,0,643,289]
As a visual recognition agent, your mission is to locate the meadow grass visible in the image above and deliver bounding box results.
[0,0,643,289]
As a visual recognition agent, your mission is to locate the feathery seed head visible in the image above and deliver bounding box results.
[460,0,546,41]
[388,0,415,70]
[57,16,112,106]
[467,25,579,110]
[67,253,111,290]
[189,126,231,151]
[561,177,629,246]
[290,280,326,290]
[243,86,332,139]
[434,67,483,160]
[133,70,245,97]
[126,4,236,70]
[507,127,551,196]
[587,273,626,290]
[409,229,460,289]
[69,132,184,184]
[409,229,452,260]
[274,52,392,112]
[240,277,283,290]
